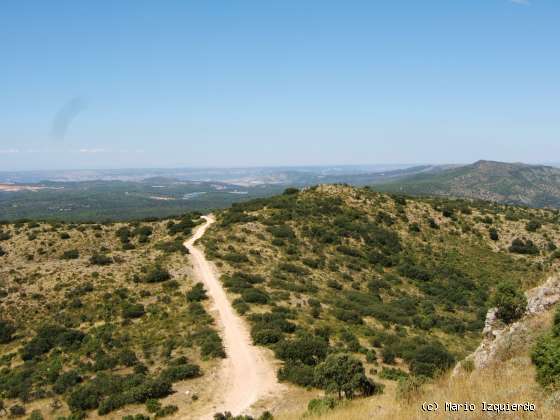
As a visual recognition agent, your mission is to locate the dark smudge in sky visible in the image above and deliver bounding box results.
[50,97,88,142]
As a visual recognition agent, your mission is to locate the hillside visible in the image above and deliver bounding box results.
[378,160,560,209]
[3,185,560,419]
[0,214,227,419]
[202,185,560,415]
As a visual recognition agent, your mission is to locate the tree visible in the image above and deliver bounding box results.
[314,353,377,399]
[492,281,527,324]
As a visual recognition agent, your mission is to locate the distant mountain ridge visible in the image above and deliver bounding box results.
[378,160,560,208]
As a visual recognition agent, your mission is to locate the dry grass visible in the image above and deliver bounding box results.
[277,310,560,420]
[277,360,558,420]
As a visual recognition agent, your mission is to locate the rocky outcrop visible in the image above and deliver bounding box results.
[454,275,560,374]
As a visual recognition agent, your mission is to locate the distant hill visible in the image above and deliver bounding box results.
[377,160,560,208]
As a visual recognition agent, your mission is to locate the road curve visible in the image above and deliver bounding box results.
[184,215,281,418]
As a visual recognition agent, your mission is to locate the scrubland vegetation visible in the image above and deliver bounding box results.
[0,213,224,418]
[3,183,560,419]
[203,184,560,417]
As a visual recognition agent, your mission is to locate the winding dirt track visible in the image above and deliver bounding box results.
[184,215,281,418]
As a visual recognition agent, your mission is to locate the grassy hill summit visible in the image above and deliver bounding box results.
[379,160,560,209]
[203,184,560,415]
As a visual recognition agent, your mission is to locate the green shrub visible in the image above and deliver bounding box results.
[122,303,146,319]
[9,405,26,417]
[492,281,527,324]
[274,335,328,366]
[61,249,80,260]
[267,225,295,239]
[307,397,338,415]
[241,288,270,304]
[146,398,162,413]
[90,253,113,266]
[278,361,315,387]
[192,329,226,359]
[141,266,171,283]
[509,238,539,255]
[526,220,542,232]
[382,347,396,364]
[155,405,178,418]
[53,371,82,394]
[0,319,16,344]
[532,307,560,388]
[156,240,187,254]
[21,325,85,360]
[379,367,409,381]
[28,409,44,420]
[409,343,455,378]
[186,283,208,302]
[160,364,201,382]
[68,384,104,411]
[222,253,249,263]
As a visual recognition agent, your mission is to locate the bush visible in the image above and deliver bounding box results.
[21,325,85,360]
[186,283,208,302]
[0,319,16,344]
[193,329,226,359]
[68,384,103,411]
[492,281,527,324]
[252,328,283,345]
[532,307,560,388]
[222,253,249,263]
[307,397,338,415]
[526,220,542,232]
[267,225,295,239]
[142,266,171,283]
[409,343,455,378]
[155,405,178,418]
[160,364,201,382]
[241,288,270,304]
[90,253,113,266]
[9,405,26,417]
[28,410,44,420]
[509,238,539,255]
[275,335,328,366]
[278,361,315,387]
[382,347,396,364]
[379,367,408,381]
[489,228,499,241]
[122,302,146,319]
[156,240,187,255]
[61,249,80,260]
[53,371,82,394]
[146,398,162,413]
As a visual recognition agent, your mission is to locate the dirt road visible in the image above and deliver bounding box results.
[184,215,281,418]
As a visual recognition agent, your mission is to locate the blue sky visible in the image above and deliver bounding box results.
[1,0,558,170]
